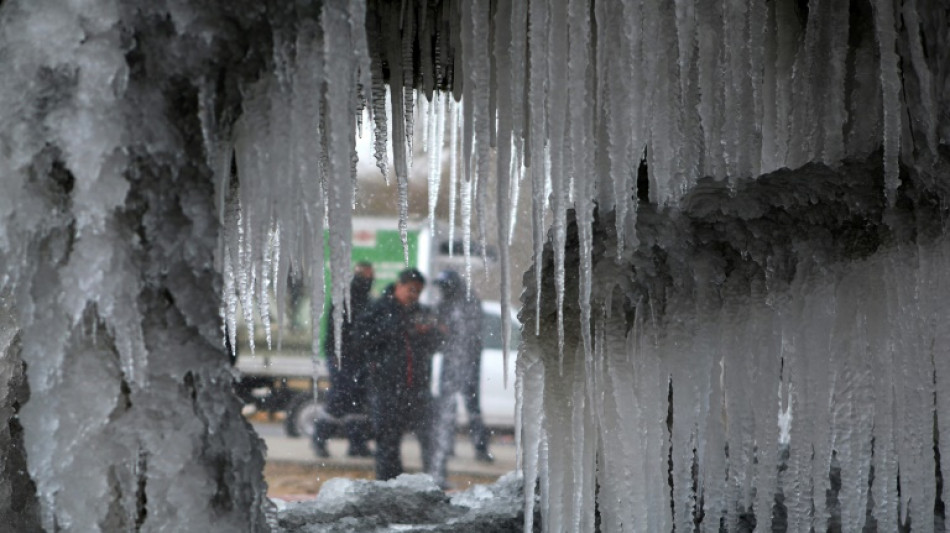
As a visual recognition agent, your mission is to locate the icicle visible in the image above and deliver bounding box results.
[508,147,523,246]
[386,20,412,266]
[901,0,937,161]
[323,0,359,364]
[494,0,513,387]
[402,3,416,161]
[447,97,460,257]
[420,94,429,153]
[568,0,593,363]
[474,151,490,280]
[426,94,442,235]
[459,0,476,190]
[238,213,256,354]
[527,0,549,337]
[351,0,373,121]
[519,347,545,533]
[548,0,570,358]
[463,0,493,279]
[566,343,596,532]
[507,0,528,248]
[259,227,273,350]
[873,0,901,203]
[223,247,238,358]
[273,226,288,351]
[461,170,473,294]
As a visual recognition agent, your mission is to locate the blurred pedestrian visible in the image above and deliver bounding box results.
[429,270,493,488]
[312,261,375,458]
[359,268,442,480]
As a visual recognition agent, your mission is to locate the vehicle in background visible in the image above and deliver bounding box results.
[233,352,329,436]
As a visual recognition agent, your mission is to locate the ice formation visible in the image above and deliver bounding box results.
[0,0,949,530]
[223,2,948,528]
[272,472,531,531]
[0,1,276,530]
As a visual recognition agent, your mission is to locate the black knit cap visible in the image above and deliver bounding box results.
[397,267,425,285]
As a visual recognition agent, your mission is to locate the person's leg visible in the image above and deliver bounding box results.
[311,417,332,458]
[428,389,459,487]
[462,366,493,461]
[344,413,372,456]
[406,395,434,474]
[343,379,371,455]
[374,422,403,480]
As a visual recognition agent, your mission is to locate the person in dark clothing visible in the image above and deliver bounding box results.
[312,261,374,458]
[429,270,493,487]
[358,268,442,480]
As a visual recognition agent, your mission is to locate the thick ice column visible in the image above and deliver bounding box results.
[11,167,270,531]
[0,291,42,530]
[0,1,270,529]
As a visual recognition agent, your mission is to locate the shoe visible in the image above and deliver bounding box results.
[475,450,494,463]
[313,441,330,458]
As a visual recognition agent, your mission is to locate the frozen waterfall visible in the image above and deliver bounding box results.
[0,0,948,530]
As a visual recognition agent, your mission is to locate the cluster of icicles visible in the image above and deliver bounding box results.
[211,0,938,530]
[519,235,950,531]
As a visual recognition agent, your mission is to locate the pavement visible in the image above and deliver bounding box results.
[253,421,518,480]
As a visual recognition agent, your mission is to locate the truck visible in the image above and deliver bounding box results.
[233,217,519,438]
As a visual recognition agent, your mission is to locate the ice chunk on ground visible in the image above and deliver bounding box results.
[273,472,531,532]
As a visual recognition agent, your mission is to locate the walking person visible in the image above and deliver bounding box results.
[429,270,493,488]
[312,262,375,458]
[359,268,442,480]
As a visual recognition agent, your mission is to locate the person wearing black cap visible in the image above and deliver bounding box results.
[429,270,493,488]
[356,267,442,480]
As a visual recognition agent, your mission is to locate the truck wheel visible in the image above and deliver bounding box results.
[284,395,324,438]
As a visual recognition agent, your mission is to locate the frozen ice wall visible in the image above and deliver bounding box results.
[520,159,950,531]
[1,0,949,530]
[0,289,41,529]
[0,1,277,529]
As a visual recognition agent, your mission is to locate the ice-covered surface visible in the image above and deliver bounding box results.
[0,0,948,530]
[0,1,273,529]
[0,291,41,529]
[272,472,531,532]
[519,157,950,531]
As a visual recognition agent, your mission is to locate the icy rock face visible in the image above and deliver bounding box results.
[520,155,950,531]
[0,1,274,530]
[0,291,42,530]
[274,472,531,533]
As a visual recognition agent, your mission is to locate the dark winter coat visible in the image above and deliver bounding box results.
[356,286,442,425]
[323,276,373,418]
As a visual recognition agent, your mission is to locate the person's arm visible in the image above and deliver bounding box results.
[352,302,387,365]
[409,307,444,355]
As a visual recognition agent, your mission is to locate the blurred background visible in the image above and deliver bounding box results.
[233,95,531,499]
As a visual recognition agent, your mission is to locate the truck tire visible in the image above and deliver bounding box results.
[284,395,324,438]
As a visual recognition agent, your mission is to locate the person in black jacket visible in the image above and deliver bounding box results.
[312,261,374,458]
[358,268,442,480]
